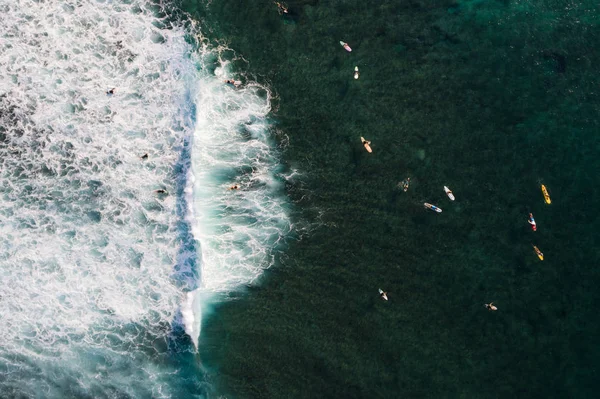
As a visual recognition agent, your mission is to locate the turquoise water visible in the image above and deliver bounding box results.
[184,0,600,397]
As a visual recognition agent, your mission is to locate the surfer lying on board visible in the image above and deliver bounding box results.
[528,213,537,231]
[379,289,388,301]
[224,79,241,87]
[274,1,288,14]
[485,303,497,311]
[361,137,372,153]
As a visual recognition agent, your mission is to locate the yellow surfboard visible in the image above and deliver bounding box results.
[361,136,372,153]
[533,245,544,261]
[541,184,551,204]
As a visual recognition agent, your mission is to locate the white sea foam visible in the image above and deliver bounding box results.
[190,56,292,296]
[0,0,291,396]
[0,0,201,397]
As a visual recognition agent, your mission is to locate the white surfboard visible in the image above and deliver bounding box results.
[444,186,455,201]
[378,289,388,301]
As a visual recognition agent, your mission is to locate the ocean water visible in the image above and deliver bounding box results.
[182,0,600,398]
[0,0,290,397]
[2,0,599,397]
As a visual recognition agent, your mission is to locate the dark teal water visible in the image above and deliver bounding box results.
[180,0,600,397]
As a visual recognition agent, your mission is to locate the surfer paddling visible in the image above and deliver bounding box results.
[379,289,388,301]
[485,302,497,311]
[528,213,537,231]
[361,137,372,153]
[224,79,241,87]
[340,41,352,52]
[444,186,455,201]
[274,1,288,14]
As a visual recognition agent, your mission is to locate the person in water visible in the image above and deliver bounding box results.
[140,153,148,160]
[224,79,240,87]
[485,303,498,311]
[402,178,410,192]
[275,1,288,14]
[229,184,239,190]
[528,213,537,231]
[154,189,168,194]
[380,290,388,300]
[106,88,115,95]
[361,137,371,152]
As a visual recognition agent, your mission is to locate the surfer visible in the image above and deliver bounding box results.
[154,189,168,195]
[275,1,288,14]
[541,184,551,204]
[532,244,544,260]
[400,178,410,192]
[379,289,388,301]
[485,303,498,311]
[528,213,537,231]
[444,186,455,201]
[140,153,148,160]
[424,203,442,213]
[224,79,241,87]
[340,41,352,52]
[106,88,115,95]
[361,137,372,153]
[229,184,239,190]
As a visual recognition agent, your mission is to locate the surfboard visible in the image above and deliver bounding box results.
[424,203,442,213]
[541,184,551,204]
[533,245,544,261]
[444,186,455,201]
[360,136,372,153]
[340,41,352,52]
[378,289,388,301]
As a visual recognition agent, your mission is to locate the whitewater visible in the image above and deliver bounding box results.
[0,0,291,397]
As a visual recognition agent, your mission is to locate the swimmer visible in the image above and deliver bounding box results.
[106,88,115,95]
[229,184,239,190]
[275,1,288,14]
[140,153,148,160]
[484,302,498,311]
[154,189,168,195]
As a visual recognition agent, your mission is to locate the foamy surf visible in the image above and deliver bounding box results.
[0,0,293,396]
[0,0,205,397]
[185,50,293,344]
